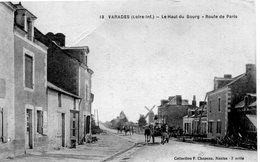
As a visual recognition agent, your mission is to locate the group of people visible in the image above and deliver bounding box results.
[117,125,134,135]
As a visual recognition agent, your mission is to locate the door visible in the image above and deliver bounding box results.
[70,111,79,143]
[26,109,33,149]
[61,113,65,147]
[86,115,90,134]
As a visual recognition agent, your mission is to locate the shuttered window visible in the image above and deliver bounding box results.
[25,54,33,89]
[37,110,43,134]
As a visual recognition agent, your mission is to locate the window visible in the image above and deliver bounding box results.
[37,110,43,134]
[208,121,213,133]
[58,93,62,107]
[25,54,33,89]
[218,98,221,112]
[217,121,221,133]
[73,98,76,110]
[72,121,76,136]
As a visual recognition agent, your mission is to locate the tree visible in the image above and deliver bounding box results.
[138,115,147,127]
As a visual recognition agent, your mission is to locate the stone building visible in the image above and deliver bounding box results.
[13,3,48,155]
[35,30,94,147]
[47,82,81,148]
[0,2,16,159]
[207,64,256,139]
[158,95,198,129]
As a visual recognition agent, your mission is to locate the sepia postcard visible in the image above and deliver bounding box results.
[0,0,258,161]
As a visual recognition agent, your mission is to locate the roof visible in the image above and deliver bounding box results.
[207,73,245,95]
[14,3,37,19]
[61,46,89,54]
[246,115,257,128]
[2,2,16,11]
[47,82,81,99]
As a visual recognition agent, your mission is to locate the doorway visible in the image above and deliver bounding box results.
[26,109,33,149]
[61,113,65,147]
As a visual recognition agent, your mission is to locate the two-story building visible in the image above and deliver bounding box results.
[207,64,256,139]
[35,31,94,148]
[13,3,49,155]
[183,101,207,135]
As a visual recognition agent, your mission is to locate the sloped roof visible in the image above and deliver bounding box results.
[47,82,81,99]
[208,73,245,94]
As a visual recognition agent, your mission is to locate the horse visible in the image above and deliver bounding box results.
[117,126,123,134]
[144,126,151,143]
[161,124,169,144]
[123,125,131,135]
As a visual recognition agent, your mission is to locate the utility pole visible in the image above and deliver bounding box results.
[97,109,99,127]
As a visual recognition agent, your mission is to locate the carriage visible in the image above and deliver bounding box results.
[144,123,169,144]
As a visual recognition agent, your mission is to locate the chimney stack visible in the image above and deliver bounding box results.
[46,32,66,47]
[192,95,196,107]
[161,100,168,106]
[176,95,182,105]
[224,74,232,79]
[246,64,256,74]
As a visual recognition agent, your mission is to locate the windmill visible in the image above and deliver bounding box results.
[144,105,156,125]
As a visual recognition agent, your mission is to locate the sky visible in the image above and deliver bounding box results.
[22,0,255,122]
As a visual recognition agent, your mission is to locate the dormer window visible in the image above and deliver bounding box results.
[14,3,37,41]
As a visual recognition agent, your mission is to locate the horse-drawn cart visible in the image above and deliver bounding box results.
[144,123,169,144]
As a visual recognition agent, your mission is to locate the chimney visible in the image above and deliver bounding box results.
[46,32,66,47]
[246,64,256,74]
[199,101,207,107]
[161,100,168,106]
[224,74,232,79]
[176,95,182,105]
[192,95,196,107]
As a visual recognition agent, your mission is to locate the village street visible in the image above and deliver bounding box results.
[0,124,257,162]
[100,125,257,162]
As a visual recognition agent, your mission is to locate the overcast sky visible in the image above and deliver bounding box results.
[22,0,255,122]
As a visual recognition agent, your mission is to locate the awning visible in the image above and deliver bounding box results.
[246,114,257,128]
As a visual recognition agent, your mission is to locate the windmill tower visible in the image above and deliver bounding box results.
[144,105,156,125]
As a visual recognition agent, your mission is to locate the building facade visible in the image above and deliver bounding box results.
[0,2,94,158]
[0,2,16,158]
[35,31,94,147]
[207,64,256,139]
[158,95,198,129]
[13,3,48,155]
[47,82,81,148]
[183,101,207,135]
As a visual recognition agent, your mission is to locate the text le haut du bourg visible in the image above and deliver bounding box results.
[101,14,237,19]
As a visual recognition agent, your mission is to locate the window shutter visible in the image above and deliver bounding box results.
[43,111,48,135]
[25,55,33,89]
